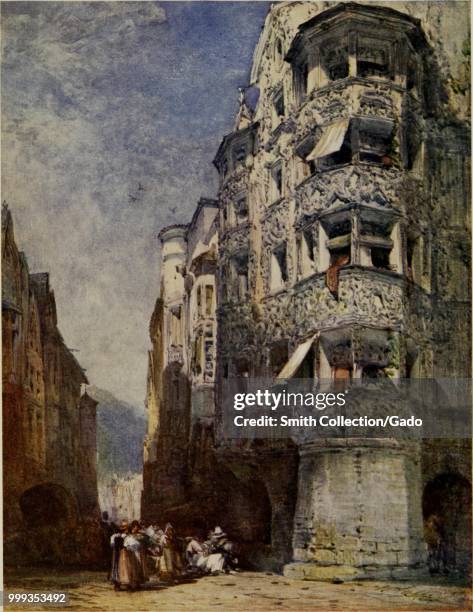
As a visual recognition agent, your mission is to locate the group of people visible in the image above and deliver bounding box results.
[109,519,238,591]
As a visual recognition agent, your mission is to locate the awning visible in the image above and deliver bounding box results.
[276,334,318,379]
[306,119,350,161]
[191,240,211,261]
[191,236,217,262]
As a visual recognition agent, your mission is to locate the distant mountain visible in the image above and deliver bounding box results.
[88,386,147,480]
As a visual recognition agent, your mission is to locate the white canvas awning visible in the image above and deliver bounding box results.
[276,334,318,379]
[191,240,211,261]
[191,235,217,262]
[306,119,350,161]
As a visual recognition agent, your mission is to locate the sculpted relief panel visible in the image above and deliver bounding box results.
[218,303,257,359]
[257,270,405,347]
[220,226,251,257]
[295,165,402,219]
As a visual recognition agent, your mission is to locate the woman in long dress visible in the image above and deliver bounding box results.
[159,523,183,583]
[111,520,146,590]
[110,521,127,590]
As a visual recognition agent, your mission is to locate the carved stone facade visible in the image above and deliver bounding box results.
[143,2,471,577]
[2,206,100,565]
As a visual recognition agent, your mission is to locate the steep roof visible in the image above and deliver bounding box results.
[287,2,425,62]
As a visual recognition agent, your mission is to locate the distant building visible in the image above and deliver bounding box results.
[143,2,471,577]
[2,205,100,565]
[99,472,143,524]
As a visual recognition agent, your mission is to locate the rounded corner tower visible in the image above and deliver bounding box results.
[213,0,471,578]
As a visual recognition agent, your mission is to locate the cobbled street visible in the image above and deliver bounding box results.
[4,568,471,611]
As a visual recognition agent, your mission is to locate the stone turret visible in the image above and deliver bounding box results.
[213,1,470,577]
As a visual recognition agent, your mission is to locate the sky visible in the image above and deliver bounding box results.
[2,1,271,409]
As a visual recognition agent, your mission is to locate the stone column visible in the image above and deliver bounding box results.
[390,221,403,274]
[350,208,360,266]
[285,439,425,580]
[259,449,299,564]
[317,223,330,272]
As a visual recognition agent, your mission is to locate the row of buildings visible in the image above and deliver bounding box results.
[2,204,100,565]
[142,2,471,578]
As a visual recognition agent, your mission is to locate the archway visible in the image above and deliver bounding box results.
[423,473,472,573]
[19,483,79,527]
[221,472,273,569]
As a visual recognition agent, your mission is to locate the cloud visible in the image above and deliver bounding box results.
[2,1,269,406]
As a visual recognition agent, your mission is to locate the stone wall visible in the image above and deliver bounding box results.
[2,206,101,566]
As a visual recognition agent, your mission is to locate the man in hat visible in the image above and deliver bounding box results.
[209,527,238,574]
[198,527,231,575]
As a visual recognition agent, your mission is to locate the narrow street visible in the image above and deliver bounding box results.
[4,568,471,611]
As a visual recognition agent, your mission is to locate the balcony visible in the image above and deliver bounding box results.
[294,163,403,219]
[220,221,251,255]
[293,78,402,143]
[260,267,405,343]
[219,168,250,201]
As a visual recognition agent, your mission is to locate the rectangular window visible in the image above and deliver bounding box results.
[234,195,248,224]
[274,89,285,118]
[205,285,213,315]
[321,46,348,82]
[357,120,393,165]
[271,163,283,201]
[270,341,289,377]
[270,243,288,291]
[170,307,182,345]
[234,145,247,168]
[294,61,309,104]
[235,358,250,378]
[325,217,352,268]
[407,58,418,92]
[196,334,204,374]
[362,365,385,379]
[357,43,390,79]
[298,229,316,278]
[196,286,202,313]
[371,247,391,270]
[295,346,315,379]
[406,234,421,282]
[232,253,249,300]
[329,247,351,267]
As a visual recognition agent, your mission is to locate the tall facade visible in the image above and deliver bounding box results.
[2,205,101,565]
[142,199,222,528]
[143,2,471,577]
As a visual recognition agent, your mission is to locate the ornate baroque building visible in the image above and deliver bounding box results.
[143,2,471,577]
[2,205,100,565]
